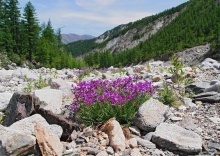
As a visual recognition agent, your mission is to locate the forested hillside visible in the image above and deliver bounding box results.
[0,0,84,69]
[65,2,188,57]
[82,0,220,68]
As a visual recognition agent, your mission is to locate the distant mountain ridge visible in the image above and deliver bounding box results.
[61,33,95,44]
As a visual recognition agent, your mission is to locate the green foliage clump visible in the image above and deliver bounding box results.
[0,52,10,68]
[158,83,178,106]
[168,54,192,96]
[0,113,5,124]
[78,97,147,126]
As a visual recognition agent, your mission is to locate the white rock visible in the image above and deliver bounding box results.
[34,89,62,114]
[0,93,13,111]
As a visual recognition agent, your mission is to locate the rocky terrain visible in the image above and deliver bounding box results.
[96,12,179,53]
[0,52,220,156]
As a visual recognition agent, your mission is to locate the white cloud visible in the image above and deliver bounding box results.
[20,0,188,36]
[75,0,116,9]
[39,9,152,26]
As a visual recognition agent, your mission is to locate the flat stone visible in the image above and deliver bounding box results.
[192,91,220,103]
[133,135,156,149]
[152,123,202,154]
[170,116,183,122]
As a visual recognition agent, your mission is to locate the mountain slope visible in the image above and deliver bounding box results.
[65,2,187,57]
[61,33,95,44]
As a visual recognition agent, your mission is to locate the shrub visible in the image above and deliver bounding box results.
[168,54,192,96]
[0,52,10,68]
[158,83,178,106]
[70,76,156,126]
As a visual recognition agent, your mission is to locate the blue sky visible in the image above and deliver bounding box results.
[19,0,188,37]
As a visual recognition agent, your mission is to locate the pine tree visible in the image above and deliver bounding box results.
[5,0,21,54]
[56,28,63,49]
[0,0,5,49]
[23,1,39,62]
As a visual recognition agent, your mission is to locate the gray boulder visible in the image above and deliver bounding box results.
[192,91,220,103]
[0,125,36,156]
[2,93,37,126]
[152,123,202,154]
[133,98,169,131]
[0,93,12,111]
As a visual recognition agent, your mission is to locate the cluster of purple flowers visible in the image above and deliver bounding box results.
[70,76,155,110]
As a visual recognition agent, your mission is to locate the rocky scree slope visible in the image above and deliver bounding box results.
[0,52,220,155]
